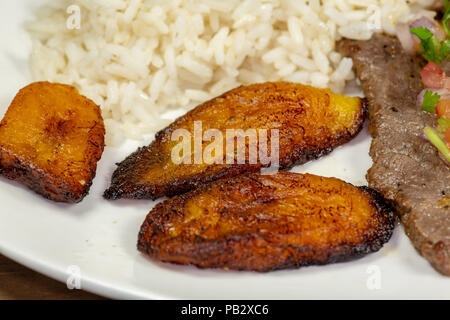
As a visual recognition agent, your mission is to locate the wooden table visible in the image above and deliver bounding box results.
[0,254,103,300]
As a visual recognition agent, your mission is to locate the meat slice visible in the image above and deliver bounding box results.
[339,34,450,275]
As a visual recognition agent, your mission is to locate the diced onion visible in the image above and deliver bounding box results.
[410,17,446,40]
[396,23,415,54]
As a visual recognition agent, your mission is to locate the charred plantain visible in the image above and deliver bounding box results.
[105,82,367,200]
[138,172,395,271]
[0,82,105,203]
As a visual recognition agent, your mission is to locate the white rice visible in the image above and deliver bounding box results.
[27,0,437,146]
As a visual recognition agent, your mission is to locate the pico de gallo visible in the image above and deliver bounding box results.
[396,1,450,163]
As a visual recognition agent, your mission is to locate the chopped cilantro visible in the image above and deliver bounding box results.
[437,117,450,134]
[444,8,450,36]
[410,27,447,63]
[411,26,433,39]
[421,90,441,112]
[442,39,450,57]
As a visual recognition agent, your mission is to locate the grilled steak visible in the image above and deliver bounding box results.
[339,34,450,275]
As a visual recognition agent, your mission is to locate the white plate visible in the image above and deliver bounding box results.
[0,1,449,300]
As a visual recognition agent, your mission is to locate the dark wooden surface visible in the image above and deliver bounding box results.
[0,254,104,300]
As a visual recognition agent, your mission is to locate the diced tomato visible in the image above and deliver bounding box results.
[421,62,446,88]
[445,128,450,148]
[436,99,450,118]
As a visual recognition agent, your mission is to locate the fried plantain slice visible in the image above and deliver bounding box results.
[0,82,105,203]
[105,82,367,200]
[138,172,395,272]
